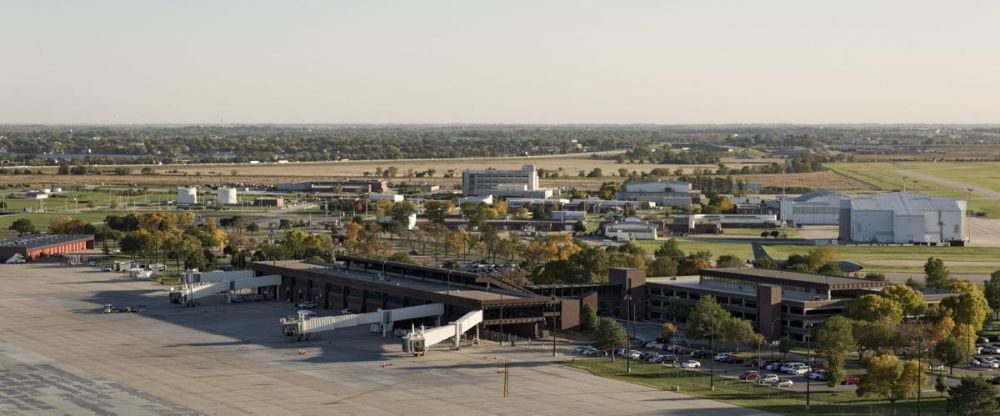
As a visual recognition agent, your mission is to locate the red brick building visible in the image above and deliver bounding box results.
[0,234,95,261]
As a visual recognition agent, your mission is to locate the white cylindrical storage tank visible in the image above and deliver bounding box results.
[177,186,198,205]
[217,187,238,205]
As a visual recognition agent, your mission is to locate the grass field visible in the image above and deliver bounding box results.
[567,359,944,416]
[829,162,1000,217]
[635,239,1000,274]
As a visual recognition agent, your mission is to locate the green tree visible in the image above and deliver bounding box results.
[806,246,838,271]
[984,270,1000,320]
[825,354,847,388]
[594,317,629,351]
[777,335,792,360]
[854,320,905,360]
[880,284,926,317]
[934,336,971,375]
[715,254,743,268]
[646,256,678,277]
[941,289,990,332]
[721,318,755,352]
[817,316,856,387]
[686,295,731,341]
[654,238,685,262]
[934,374,947,397]
[423,201,452,225]
[856,354,924,416]
[925,257,951,288]
[816,262,843,276]
[580,304,598,332]
[846,294,903,324]
[8,218,37,235]
[947,376,998,415]
[865,271,888,281]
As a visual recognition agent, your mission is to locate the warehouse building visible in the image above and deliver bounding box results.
[462,165,553,198]
[275,180,389,194]
[615,181,697,207]
[604,217,659,240]
[0,234,95,262]
[839,192,966,244]
[778,190,848,226]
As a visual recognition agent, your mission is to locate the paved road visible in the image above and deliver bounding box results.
[0,264,773,416]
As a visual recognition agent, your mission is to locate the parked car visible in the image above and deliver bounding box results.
[779,362,805,373]
[691,350,710,358]
[774,379,794,388]
[788,365,811,375]
[714,352,733,362]
[101,266,113,272]
[659,355,679,365]
[928,363,946,372]
[739,371,760,381]
[757,374,779,385]
[807,370,826,381]
[843,376,861,385]
[728,357,746,365]
[296,302,318,309]
[764,361,784,371]
[680,360,702,368]
[747,359,767,368]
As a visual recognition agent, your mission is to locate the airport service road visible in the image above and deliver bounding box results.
[0,264,774,416]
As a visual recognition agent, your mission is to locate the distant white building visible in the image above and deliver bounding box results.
[604,217,659,241]
[616,181,697,207]
[779,190,848,226]
[457,195,494,206]
[462,165,553,198]
[177,186,198,205]
[217,187,238,205]
[368,193,404,203]
[379,213,418,230]
[839,192,966,244]
[551,211,587,222]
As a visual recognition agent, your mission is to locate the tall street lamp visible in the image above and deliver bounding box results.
[624,293,633,373]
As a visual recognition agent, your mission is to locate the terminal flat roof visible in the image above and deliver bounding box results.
[260,260,534,302]
[703,267,887,291]
[0,234,94,249]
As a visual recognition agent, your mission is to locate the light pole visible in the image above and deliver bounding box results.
[709,309,716,391]
[917,335,922,416]
[624,293,633,373]
[806,324,813,410]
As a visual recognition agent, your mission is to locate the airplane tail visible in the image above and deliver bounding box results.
[751,242,773,262]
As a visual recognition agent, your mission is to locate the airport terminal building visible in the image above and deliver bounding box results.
[249,256,580,337]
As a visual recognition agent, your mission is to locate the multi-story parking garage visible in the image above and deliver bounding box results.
[249,256,580,337]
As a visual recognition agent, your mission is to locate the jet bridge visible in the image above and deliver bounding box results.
[402,309,483,356]
[170,272,281,305]
[279,303,445,341]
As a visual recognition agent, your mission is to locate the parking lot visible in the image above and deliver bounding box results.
[0,263,773,416]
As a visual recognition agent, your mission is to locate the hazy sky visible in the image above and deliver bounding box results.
[1,1,998,124]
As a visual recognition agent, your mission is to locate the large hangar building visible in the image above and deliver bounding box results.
[839,192,966,244]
